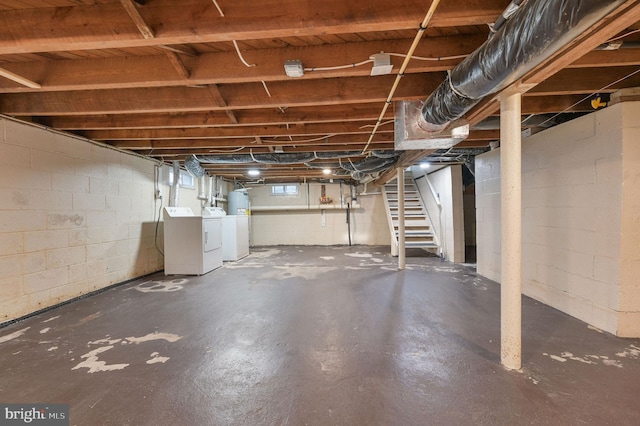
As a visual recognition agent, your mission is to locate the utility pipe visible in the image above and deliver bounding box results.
[500,90,522,370]
[397,168,406,270]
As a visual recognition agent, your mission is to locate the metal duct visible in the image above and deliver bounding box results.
[421,0,626,128]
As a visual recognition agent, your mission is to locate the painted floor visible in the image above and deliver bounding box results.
[1,246,639,425]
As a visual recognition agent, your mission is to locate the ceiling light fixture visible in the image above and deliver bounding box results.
[322,168,332,175]
[247,169,260,176]
[284,59,304,77]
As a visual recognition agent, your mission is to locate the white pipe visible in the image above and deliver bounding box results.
[397,168,406,270]
[197,176,208,200]
[499,90,522,370]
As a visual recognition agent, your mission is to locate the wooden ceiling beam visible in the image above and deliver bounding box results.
[0,0,505,55]
[529,65,640,96]
[91,122,394,140]
[0,67,41,89]
[0,35,485,93]
[0,74,443,115]
[109,134,395,149]
[42,104,393,130]
[42,95,594,131]
[104,127,496,149]
[119,0,155,39]
[163,51,190,79]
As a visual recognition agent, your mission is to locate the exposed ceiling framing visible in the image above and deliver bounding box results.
[0,0,639,183]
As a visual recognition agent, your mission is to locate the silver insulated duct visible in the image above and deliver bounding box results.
[420,0,626,130]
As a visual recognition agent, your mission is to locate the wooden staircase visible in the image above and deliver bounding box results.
[382,172,440,253]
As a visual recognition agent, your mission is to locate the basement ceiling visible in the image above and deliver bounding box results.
[0,0,639,183]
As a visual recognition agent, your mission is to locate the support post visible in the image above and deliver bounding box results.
[499,90,522,370]
[397,168,406,270]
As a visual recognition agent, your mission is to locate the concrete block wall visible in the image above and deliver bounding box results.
[619,102,640,336]
[475,102,640,337]
[248,182,389,246]
[0,118,168,323]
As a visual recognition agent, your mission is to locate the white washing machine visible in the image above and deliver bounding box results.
[163,207,223,275]
[204,207,250,261]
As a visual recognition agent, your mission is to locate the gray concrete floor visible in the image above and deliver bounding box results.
[1,245,639,425]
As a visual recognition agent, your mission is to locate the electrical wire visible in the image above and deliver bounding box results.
[212,0,224,17]
[208,146,246,153]
[359,120,394,129]
[537,66,640,128]
[261,81,272,97]
[302,52,467,75]
[305,59,374,72]
[606,28,640,43]
[361,0,442,155]
[262,134,338,144]
[232,40,255,67]
[154,196,164,257]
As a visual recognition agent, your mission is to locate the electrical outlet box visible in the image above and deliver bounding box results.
[370,53,393,76]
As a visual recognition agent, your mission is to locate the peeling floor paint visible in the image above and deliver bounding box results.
[72,346,130,373]
[39,328,50,334]
[48,347,58,352]
[73,332,183,373]
[134,278,188,293]
[0,327,30,344]
[543,353,568,363]
[146,352,170,364]
[89,337,123,345]
[616,344,640,359]
[42,315,60,323]
[543,348,639,368]
[125,332,183,344]
[319,256,335,260]
[249,249,281,259]
[260,265,337,281]
[345,253,373,258]
[560,352,596,365]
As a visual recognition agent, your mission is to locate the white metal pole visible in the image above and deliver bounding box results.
[499,90,522,370]
[398,168,406,270]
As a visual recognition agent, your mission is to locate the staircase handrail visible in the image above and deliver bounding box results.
[414,172,445,259]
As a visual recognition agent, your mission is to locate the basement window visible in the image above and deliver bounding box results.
[271,184,299,196]
[168,169,195,189]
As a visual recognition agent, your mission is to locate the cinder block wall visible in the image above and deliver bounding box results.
[248,183,389,246]
[475,102,640,337]
[0,118,168,323]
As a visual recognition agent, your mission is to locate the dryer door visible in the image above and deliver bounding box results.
[203,218,222,252]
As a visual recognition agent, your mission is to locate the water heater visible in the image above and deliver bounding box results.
[228,189,250,215]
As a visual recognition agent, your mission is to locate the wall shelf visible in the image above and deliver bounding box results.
[251,204,360,212]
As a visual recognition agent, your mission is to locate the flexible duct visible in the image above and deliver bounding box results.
[185,154,206,177]
[421,0,626,128]
[187,150,400,182]
[339,156,396,173]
